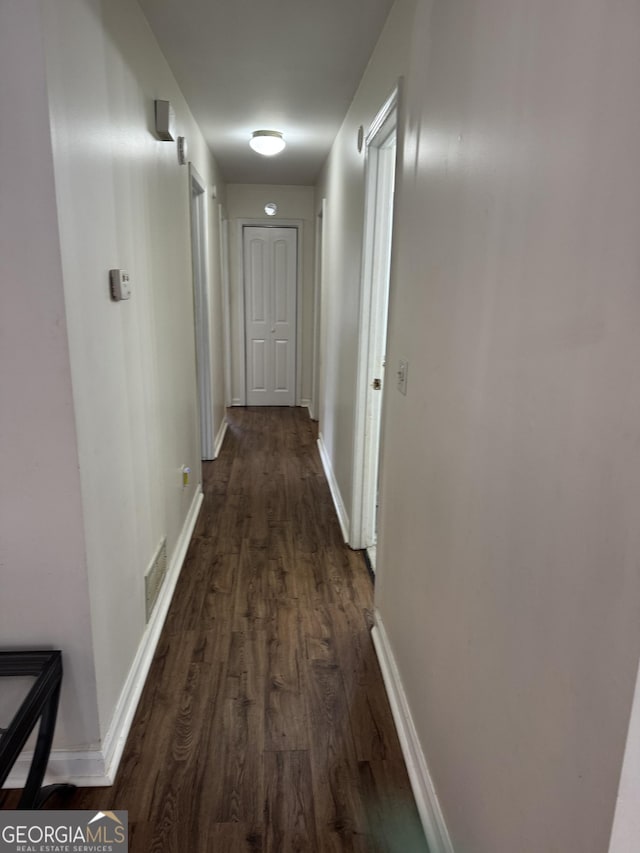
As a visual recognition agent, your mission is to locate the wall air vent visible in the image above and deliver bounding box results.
[145,537,168,623]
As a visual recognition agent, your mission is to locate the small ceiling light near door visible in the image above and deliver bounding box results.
[250,130,286,157]
[265,202,278,216]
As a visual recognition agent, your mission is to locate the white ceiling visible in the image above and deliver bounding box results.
[138,0,396,185]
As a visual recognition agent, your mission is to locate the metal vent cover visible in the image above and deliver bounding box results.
[145,537,168,623]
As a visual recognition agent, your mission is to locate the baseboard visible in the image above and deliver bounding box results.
[3,748,108,789]
[371,612,454,853]
[214,417,228,459]
[302,400,318,421]
[4,489,204,789]
[100,487,203,782]
[317,433,349,542]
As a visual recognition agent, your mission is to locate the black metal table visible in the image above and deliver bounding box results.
[0,650,76,809]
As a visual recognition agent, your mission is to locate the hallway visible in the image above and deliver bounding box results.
[64,407,427,852]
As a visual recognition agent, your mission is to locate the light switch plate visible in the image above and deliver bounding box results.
[110,269,131,301]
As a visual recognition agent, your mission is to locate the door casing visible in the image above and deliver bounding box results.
[189,164,214,460]
[310,200,326,422]
[351,85,400,564]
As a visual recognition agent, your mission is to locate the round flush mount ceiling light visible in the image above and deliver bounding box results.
[250,130,286,156]
[265,202,278,216]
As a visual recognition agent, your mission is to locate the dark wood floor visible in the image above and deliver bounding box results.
[5,407,428,852]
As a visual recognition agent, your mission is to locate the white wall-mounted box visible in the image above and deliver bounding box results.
[154,99,175,141]
[109,269,131,301]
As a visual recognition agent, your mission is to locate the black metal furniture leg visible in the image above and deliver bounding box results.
[17,682,75,809]
[0,651,76,809]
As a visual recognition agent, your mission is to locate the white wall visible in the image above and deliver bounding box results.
[315,0,416,528]
[373,0,640,851]
[0,1,100,750]
[226,184,315,407]
[39,0,227,742]
[1,0,226,775]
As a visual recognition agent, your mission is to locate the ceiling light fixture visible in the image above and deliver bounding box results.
[250,130,286,157]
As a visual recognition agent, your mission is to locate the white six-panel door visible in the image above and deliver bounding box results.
[244,226,297,406]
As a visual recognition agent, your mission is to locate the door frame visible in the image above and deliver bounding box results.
[219,206,232,407]
[189,164,214,460]
[310,200,326,421]
[351,84,400,555]
[235,218,304,406]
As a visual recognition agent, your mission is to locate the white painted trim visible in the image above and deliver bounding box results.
[189,164,214,460]
[219,210,232,409]
[317,433,349,542]
[365,87,399,147]
[300,397,316,421]
[311,200,326,424]
[4,489,204,789]
[100,486,203,780]
[213,416,228,459]
[608,654,640,852]
[351,84,400,551]
[4,748,107,790]
[371,612,454,853]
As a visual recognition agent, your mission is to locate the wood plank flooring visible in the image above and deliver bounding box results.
[3,407,429,852]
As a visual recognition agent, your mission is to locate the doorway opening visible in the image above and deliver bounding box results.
[189,165,214,460]
[351,87,399,571]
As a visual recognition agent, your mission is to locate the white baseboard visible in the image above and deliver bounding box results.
[371,612,454,853]
[4,489,204,789]
[214,417,228,459]
[317,433,349,542]
[3,748,107,790]
[301,399,317,420]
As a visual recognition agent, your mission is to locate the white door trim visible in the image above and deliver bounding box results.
[351,84,400,554]
[365,86,399,148]
[310,200,326,421]
[219,208,232,408]
[235,218,304,406]
[189,164,214,460]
